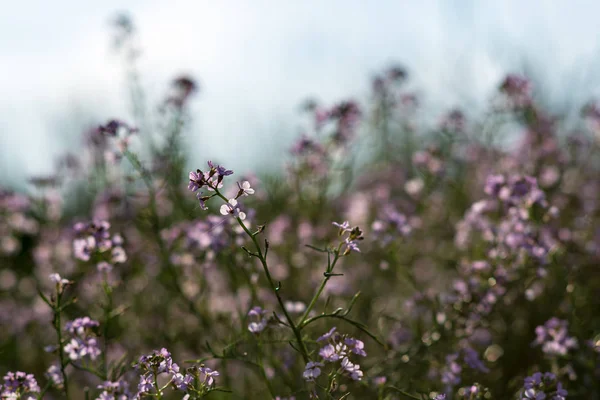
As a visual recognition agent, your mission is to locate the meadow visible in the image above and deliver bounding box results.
[1,16,599,400]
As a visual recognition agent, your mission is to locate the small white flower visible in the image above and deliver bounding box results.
[49,273,69,285]
[238,181,255,196]
[111,246,127,263]
[220,199,237,215]
[220,199,246,220]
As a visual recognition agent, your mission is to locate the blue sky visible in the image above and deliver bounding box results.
[2,0,600,187]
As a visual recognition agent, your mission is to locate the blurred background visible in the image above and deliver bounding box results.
[2,0,600,188]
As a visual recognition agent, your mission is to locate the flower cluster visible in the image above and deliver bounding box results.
[441,347,489,390]
[4,54,600,399]
[96,379,132,400]
[303,327,367,383]
[499,74,532,108]
[456,383,490,399]
[332,221,364,254]
[371,204,412,245]
[520,372,567,400]
[188,162,253,220]
[96,119,138,155]
[73,220,127,272]
[63,317,102,361]
[188,161,233,194]
[533,318,578,357]
[288,135,329,180]
[454,174,558,304]
[167,75,198,109]
[45,364,64,389]
[135,348,220,398]
[135,348,180,396]
[49,272,71,292]
[247,306,269,334]
[1,371,40,400]
[484,175,547,210]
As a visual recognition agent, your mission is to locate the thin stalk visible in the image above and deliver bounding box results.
[153,367,163,399]
[257,342,276,398]
[101,279,113,380]
[53,291,70,400]
[299,245,342,324]
[213,189,310,363]
[123,150,208,329]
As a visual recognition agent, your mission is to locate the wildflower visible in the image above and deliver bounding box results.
[196,191,209,210]
[213,163,233,177]
[463,347,489,373]
[533,318,578,356]
[73,236,96,261]
[1,371,40,399]
[500,74,532,107]
[65,317,100,335]
[199,366,220,387]
[172,373,194,391]
[303,362,323,381]
[49,272,69,285]
[521,372,567,400]
[63,317,101,361]
[332,222,364,254]
[97,120,128,136]
[373,376,387,386]
[441,353,462,387]
[237,181,255,197]
[45,364,63,388]
[97,261,113,272]
[284,301,306,313]
[319,344,342,362]
[314,328,367,382]
[332,221,351,234]
[96,379,131,400]
[340,357,363,381]
[317,327,337,342]
[64,337,101,360]
[188,171,203,192]
[220,198,246,220]
[49,273,71,292]
[111,246,127,263]
[168,75,198,108]
[344,337,367,357]
[135,348,179,375]
[72,220,126,265]
[247,306,268,334]
[137,374,153,394]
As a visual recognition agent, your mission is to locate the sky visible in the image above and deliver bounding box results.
[2,0,600,187]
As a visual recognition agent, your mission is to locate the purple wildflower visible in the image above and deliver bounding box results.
[317,327,337,342]
[533,318,578,356]
[199,366,219,387]
[303,362,323,381]
[521,372,567,400]
[247,306,268,334]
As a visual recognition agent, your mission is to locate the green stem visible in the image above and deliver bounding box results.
[257,341,276,398]
[53,292,70,400]
[101,279,112,380]
[213,189,310,363]
[153,367,163,399]
[123,150,208,330]
[299,246,341,324]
